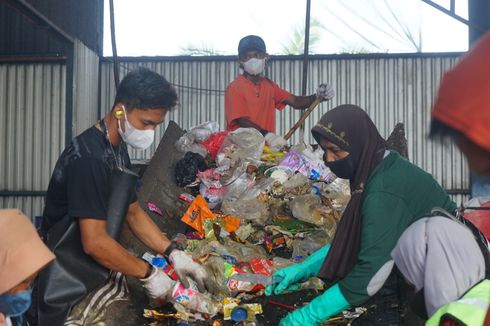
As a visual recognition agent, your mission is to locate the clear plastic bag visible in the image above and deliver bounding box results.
[289,194,321,223]
[222,198,269,225]
[175,133,208,157]
[222,237,268,262]
[188,121,220,142]
[324,178,351,211]
[291,230,331,261]
[217,128,265,166]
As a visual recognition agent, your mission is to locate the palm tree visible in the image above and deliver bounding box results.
[179,43,224,56]
[280,18,323,55]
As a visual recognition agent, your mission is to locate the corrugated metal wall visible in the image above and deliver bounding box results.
[0,40,99,218]
[100,54,468,204]
[73,40,100,137]
[0,53,469,219]
[0,63,66,217]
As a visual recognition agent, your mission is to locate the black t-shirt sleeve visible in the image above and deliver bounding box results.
[67,156,111,219]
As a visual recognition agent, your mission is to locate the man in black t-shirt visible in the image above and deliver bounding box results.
[32,68,212,326]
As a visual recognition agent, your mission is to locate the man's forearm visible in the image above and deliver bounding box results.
[290,95,316,110]
[126,201,171,254]
[234,117,268,135]
[86,235,149,278]
[79,218,149,278]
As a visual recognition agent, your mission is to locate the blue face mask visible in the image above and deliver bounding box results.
[0,290,32,317]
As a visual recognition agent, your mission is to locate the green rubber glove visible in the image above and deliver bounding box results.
[279,283,350,326]
[265,244,330,296]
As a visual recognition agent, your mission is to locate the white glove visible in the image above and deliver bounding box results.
[141,266,175,300]
[169,250,211,293]
[265,132,287,151]
[316,83,335,101]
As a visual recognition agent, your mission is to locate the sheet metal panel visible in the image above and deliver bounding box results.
[73,39,100,136]
[0,63,66,218]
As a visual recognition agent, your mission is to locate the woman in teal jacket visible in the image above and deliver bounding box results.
[265,105,483,325]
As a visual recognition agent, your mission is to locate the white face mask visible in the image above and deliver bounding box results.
[242,58,266,75]
[117,107,155,150]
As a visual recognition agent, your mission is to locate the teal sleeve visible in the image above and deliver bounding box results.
[279,283,349,326]
[339,192,411,306]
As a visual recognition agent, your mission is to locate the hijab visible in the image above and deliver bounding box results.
[311,104,386,284]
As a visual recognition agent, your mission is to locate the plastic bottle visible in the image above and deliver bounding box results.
[228,273,273,286]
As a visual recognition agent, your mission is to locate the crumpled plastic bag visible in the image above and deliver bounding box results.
[189,121,220,142]
[217,128,265,168]
[174,121,220,157]
[201,131,229,159]
[175,152,208,187]
[289,194,337,230]
[222,198,269,225]
[175,133,208,157]
[324,178,351,211]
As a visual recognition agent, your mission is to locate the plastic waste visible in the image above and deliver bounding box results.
[175,133,209,157]
[175,152,208,187]
[181,195,216,238]
[271,257,294,272]
[201,130,229,159]
[222,198,269,225]
[199,183,224,209]
[298,277,325,292]
[290,194,321,223]
[217,128,265,167]
[235,223,255,242]
[170,282,220,318]
[222,238,268,262]
[264,166,293,184]
[228,273,272,286]
[291,239,324,262]
[279,149,333,182]
[200,256,231,299]
[283,172,310,189]
[192,240,243,262]
[188,121,220,142]
[324,178,351,211]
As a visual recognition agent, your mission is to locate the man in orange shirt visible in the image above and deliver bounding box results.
[225,35,334,150]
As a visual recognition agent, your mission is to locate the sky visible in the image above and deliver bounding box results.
[103,0,469,57]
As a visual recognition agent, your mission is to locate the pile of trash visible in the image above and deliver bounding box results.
[143,122,355,325]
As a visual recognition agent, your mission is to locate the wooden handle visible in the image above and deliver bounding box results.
[284,97,322,141]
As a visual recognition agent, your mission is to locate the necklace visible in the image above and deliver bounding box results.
[100,118,122,169]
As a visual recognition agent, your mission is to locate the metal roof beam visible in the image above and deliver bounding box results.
[3,0,74,44]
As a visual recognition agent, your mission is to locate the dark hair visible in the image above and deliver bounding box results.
[113,67,178,112]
